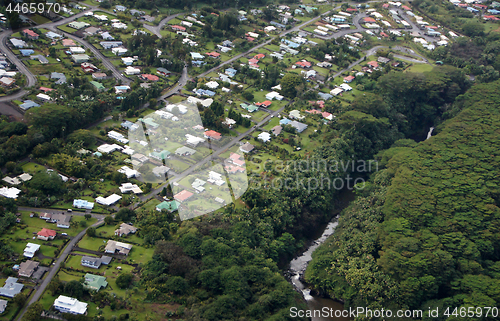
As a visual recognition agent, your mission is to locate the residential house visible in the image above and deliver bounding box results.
[19,100,39,110]
[152,166,170,177]
[18,260,39,278]
[377,56,391,64]
[81,256,102,269]
[344,75,355,83]
[174,190,194,203]
[140,74,159,81]
[53,296,88,315]
[367,61,379,69]
[20,49,34,56]
[272,125,282,136]
[23,29,39,39]
[72,54,90,63]
[95,194,122,206]
[0,77,15,87]
[290,120,308,133]
[10,39,27,48]
[0,277,23,298]
[105,240,133,255]
[92,72,107,80]
[37,228,56,241]
[172,25,186,32]
[0,299,6,313]
[258,132,271,142]
[124,66,140,75]
[156,67,171,76]
[49,72,66,85]
[204,130,222,140]
[52,214,71,228]
[112,47,128,56]
[115,223,138,237]
[90,81,105,91]
[68,21,90,29]
[84,274,108,291]
[100,41,123,49]
[62,39,76,46]
[84,26,100,35]
[176,146,196,156]
[156,200,180,212]
[119,183,143,194]
[23,243,40,258]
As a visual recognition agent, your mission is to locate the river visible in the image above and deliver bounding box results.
[288,190,355,321]
[289,218,350,320]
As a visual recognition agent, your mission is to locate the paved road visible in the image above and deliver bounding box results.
[16,218,104,321]
[18,207,106,220]
[0,30,37,102]
[143,13,183,37]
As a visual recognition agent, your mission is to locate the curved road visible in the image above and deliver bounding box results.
[143,13,183,38]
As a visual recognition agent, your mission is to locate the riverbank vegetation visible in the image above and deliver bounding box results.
[305,79,500,318]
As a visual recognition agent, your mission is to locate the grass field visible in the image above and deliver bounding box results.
[405,63,433,73]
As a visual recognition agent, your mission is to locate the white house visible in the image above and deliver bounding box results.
[23,243,41,258]
[124,66,140,75]
[54,296,88,315]
[96,194,122,206]
[258,132,271,143]
[108,131,129,144]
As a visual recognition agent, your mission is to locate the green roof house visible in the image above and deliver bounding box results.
[156,200,180,212]
[90,81,105,91]
[84,274,108,291]
[138,118,159,129]
[150,150,171,160]
[240,103,259,113]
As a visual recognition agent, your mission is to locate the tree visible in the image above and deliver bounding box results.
[115,208,136,222]
[67,129,96,147]
[104,216,114,225]
[24,303,44,321]
[280,73,303,98]
[241,90,254,101]
[462,21,484,37]
[87,227,96,237]
[84,214,91,220]
[116,272,134,289]
[13,292,27,306]
[28,171,65,195]
[48,278,62,296]
[64,280,85,299]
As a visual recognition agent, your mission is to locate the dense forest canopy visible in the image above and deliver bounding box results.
[306,79,500,319]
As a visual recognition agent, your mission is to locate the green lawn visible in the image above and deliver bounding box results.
[405,63,434,73]
[77,235,108,252]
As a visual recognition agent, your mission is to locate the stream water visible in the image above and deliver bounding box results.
[288,218,350,320]
[426,127,434,140]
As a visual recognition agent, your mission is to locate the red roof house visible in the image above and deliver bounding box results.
[39,87,54,92]
[363,17,377,23]
[37,228,56,240]
[382,3,389,8]
[296,61,312,68]
[23,29,39,39]
[402,5,411,11]
[255,100,272,107]
[206,51,221,58]
[171,25,186,32]
[248,58,259,64]
[254,53,265,60]
[246,36,255,42]
[229,152,245,166]
[174,190,194,202]
[346,8,358,12]
[367,61,379,68]
[380,32,389,38]
[344,75,355,83]
[140,74,159,81]
[204,130,222,140]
